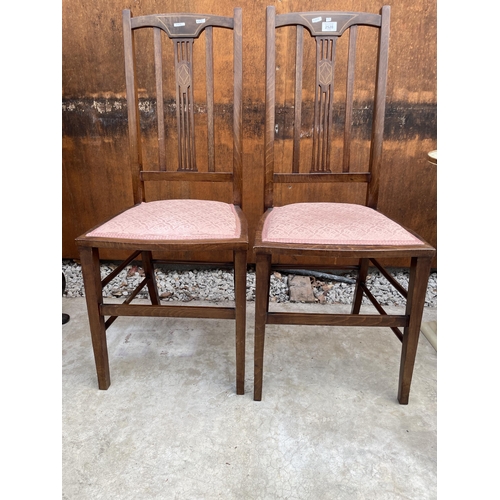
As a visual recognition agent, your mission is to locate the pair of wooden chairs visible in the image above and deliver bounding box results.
[76,6,435,404]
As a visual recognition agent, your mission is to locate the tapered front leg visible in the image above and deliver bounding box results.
[79,246,110,390]
[398,256,432,404]
[234,250,247,395]
[253,252,272,401]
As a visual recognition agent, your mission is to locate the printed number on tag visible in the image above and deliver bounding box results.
[322,21,337,32]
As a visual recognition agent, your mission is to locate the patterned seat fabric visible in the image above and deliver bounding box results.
[86,199,241,240]
[262,203,423,246]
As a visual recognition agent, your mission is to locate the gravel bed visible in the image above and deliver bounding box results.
[63,260,437,307]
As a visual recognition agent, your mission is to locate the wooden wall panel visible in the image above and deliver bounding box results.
[62,0,437,266]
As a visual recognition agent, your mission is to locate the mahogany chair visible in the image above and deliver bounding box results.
[253,6,435,404]
[76,8,247,394]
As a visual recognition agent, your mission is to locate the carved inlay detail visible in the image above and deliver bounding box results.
[177,61,191,88]
[318,59,333,87]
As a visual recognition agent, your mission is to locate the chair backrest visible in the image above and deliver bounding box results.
[122,8,243,206]
[264,6,390,210]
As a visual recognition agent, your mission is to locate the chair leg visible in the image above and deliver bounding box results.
[253,252,272,401]
[351,258,370,314]
[398,256,432,404]
[141,251,160,305]
[79,246,111,390]
[234,250,247,395]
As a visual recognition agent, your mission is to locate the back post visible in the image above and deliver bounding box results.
[122,9,145,205]
[232,7,243,207]
[264,5,276,210]
[365,5,390,210]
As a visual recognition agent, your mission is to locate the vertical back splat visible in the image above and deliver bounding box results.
[174,39,197,172]
[311,36,337,173]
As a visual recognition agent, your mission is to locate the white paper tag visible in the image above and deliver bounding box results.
[322,21,337,32]
[326,17,332,22]
[312,16,322,23]
[196,18,206,24]
[174,22,185,27]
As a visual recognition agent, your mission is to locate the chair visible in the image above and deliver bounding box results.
[76,8,247,394]
[253,5,435,404]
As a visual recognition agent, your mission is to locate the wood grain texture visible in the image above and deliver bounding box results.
[266,312,408,327]
[343,25,357,172]
[101,303,236,319]
[154,27,166,171]
[79,246,110,389]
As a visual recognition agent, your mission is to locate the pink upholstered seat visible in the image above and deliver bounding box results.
[86,199,241,240]
[262,202,423,246]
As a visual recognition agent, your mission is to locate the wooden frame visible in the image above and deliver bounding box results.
[254,6,435,404]
[76,8,247,394]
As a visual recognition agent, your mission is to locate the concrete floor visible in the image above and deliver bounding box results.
[62,297,437,500]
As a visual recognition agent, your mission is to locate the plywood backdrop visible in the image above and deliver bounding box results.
[62,0,437,266]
